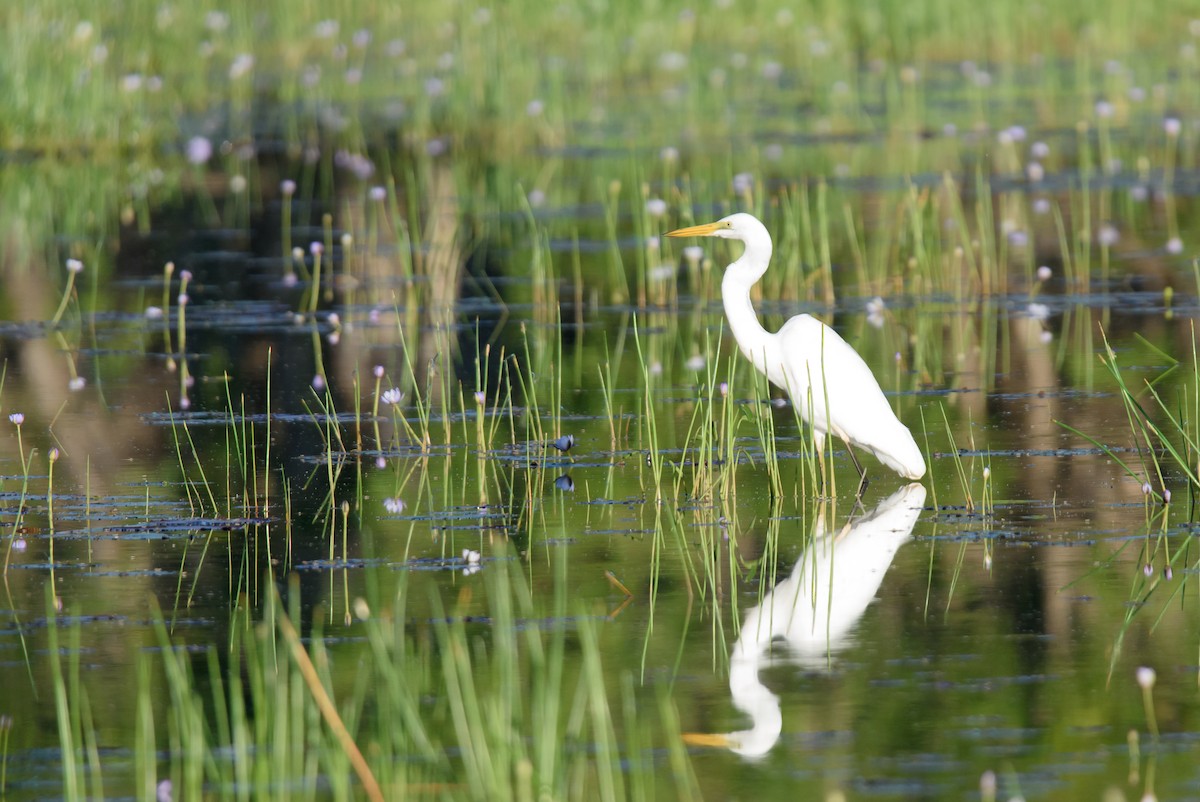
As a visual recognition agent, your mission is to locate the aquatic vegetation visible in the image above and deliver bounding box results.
[42,548,698,800]
[3,0,1200,799]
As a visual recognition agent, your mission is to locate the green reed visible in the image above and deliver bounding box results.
[32,544,697,801]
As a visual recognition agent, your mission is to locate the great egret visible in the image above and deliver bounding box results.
[683,482,927,757]
[666,213,926,487]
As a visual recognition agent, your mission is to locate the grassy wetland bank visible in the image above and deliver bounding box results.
[3,0,1200,799]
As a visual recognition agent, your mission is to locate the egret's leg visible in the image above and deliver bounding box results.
[813,431,829,496]
[846,443,869,499]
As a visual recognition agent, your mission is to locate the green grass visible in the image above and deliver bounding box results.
[44,545,699,801]
[6,0,1200,798]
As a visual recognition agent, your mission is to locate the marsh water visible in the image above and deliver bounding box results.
[5,8,1200,800]
[3,185,1198,799]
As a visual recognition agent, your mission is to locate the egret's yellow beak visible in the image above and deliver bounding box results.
[680,732,733,748]
[665,221,725,238]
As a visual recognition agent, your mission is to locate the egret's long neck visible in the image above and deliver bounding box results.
[721,237,776,376]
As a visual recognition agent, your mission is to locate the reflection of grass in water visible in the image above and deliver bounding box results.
[1067,324,1200,682]
[48,546,698,800]
[1066,325,1194,501]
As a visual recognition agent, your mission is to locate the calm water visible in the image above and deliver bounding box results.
[4,74,1200,802]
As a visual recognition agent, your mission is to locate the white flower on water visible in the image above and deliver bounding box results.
[383,497,406,514]
[1025,302,1050,321]
[866,296,886,329]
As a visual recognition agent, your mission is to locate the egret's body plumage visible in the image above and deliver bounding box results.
[668,212,925,482]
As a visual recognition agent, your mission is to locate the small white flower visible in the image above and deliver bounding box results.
[649,264,675,281]
[718,382,728,397]
[373,365,385,378]
[229,53,254,80]
[229,175,247,193]
[1166,237,1183,254]
[1164,117,1182,137]
[462,548,481,564]
[1030,141,1050,159]
[69,377,86,391]
[383,497,406,514]
[1136,666,1156,690]
[1025,302,1050,320]
[1037,265,1052,281]
[866,296,886,329]
[381,388,404,405]
[1032,198,1051,215]
[8,413,24,425]
[66,258,84,273]
[1098,223,1120,247]
[186,136,213,165]
[145,306,164,319]
[280,179,297,196]
[645,198,668,218]
[205,11,230,31]
[526,99,544,117]
[685,354,705,371]
[658,51,688,71]
[683,246,705,265]
[369,186,387,202]
[473,390,486,404]
[310,241,324,255]
[1095,100,1114,118]
[312,374,325,391]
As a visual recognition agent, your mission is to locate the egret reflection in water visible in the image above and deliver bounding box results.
[685,482,927,758]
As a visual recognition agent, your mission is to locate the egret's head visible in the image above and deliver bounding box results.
[665,212,766,241]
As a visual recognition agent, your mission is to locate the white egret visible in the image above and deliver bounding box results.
[666,213,925,487]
